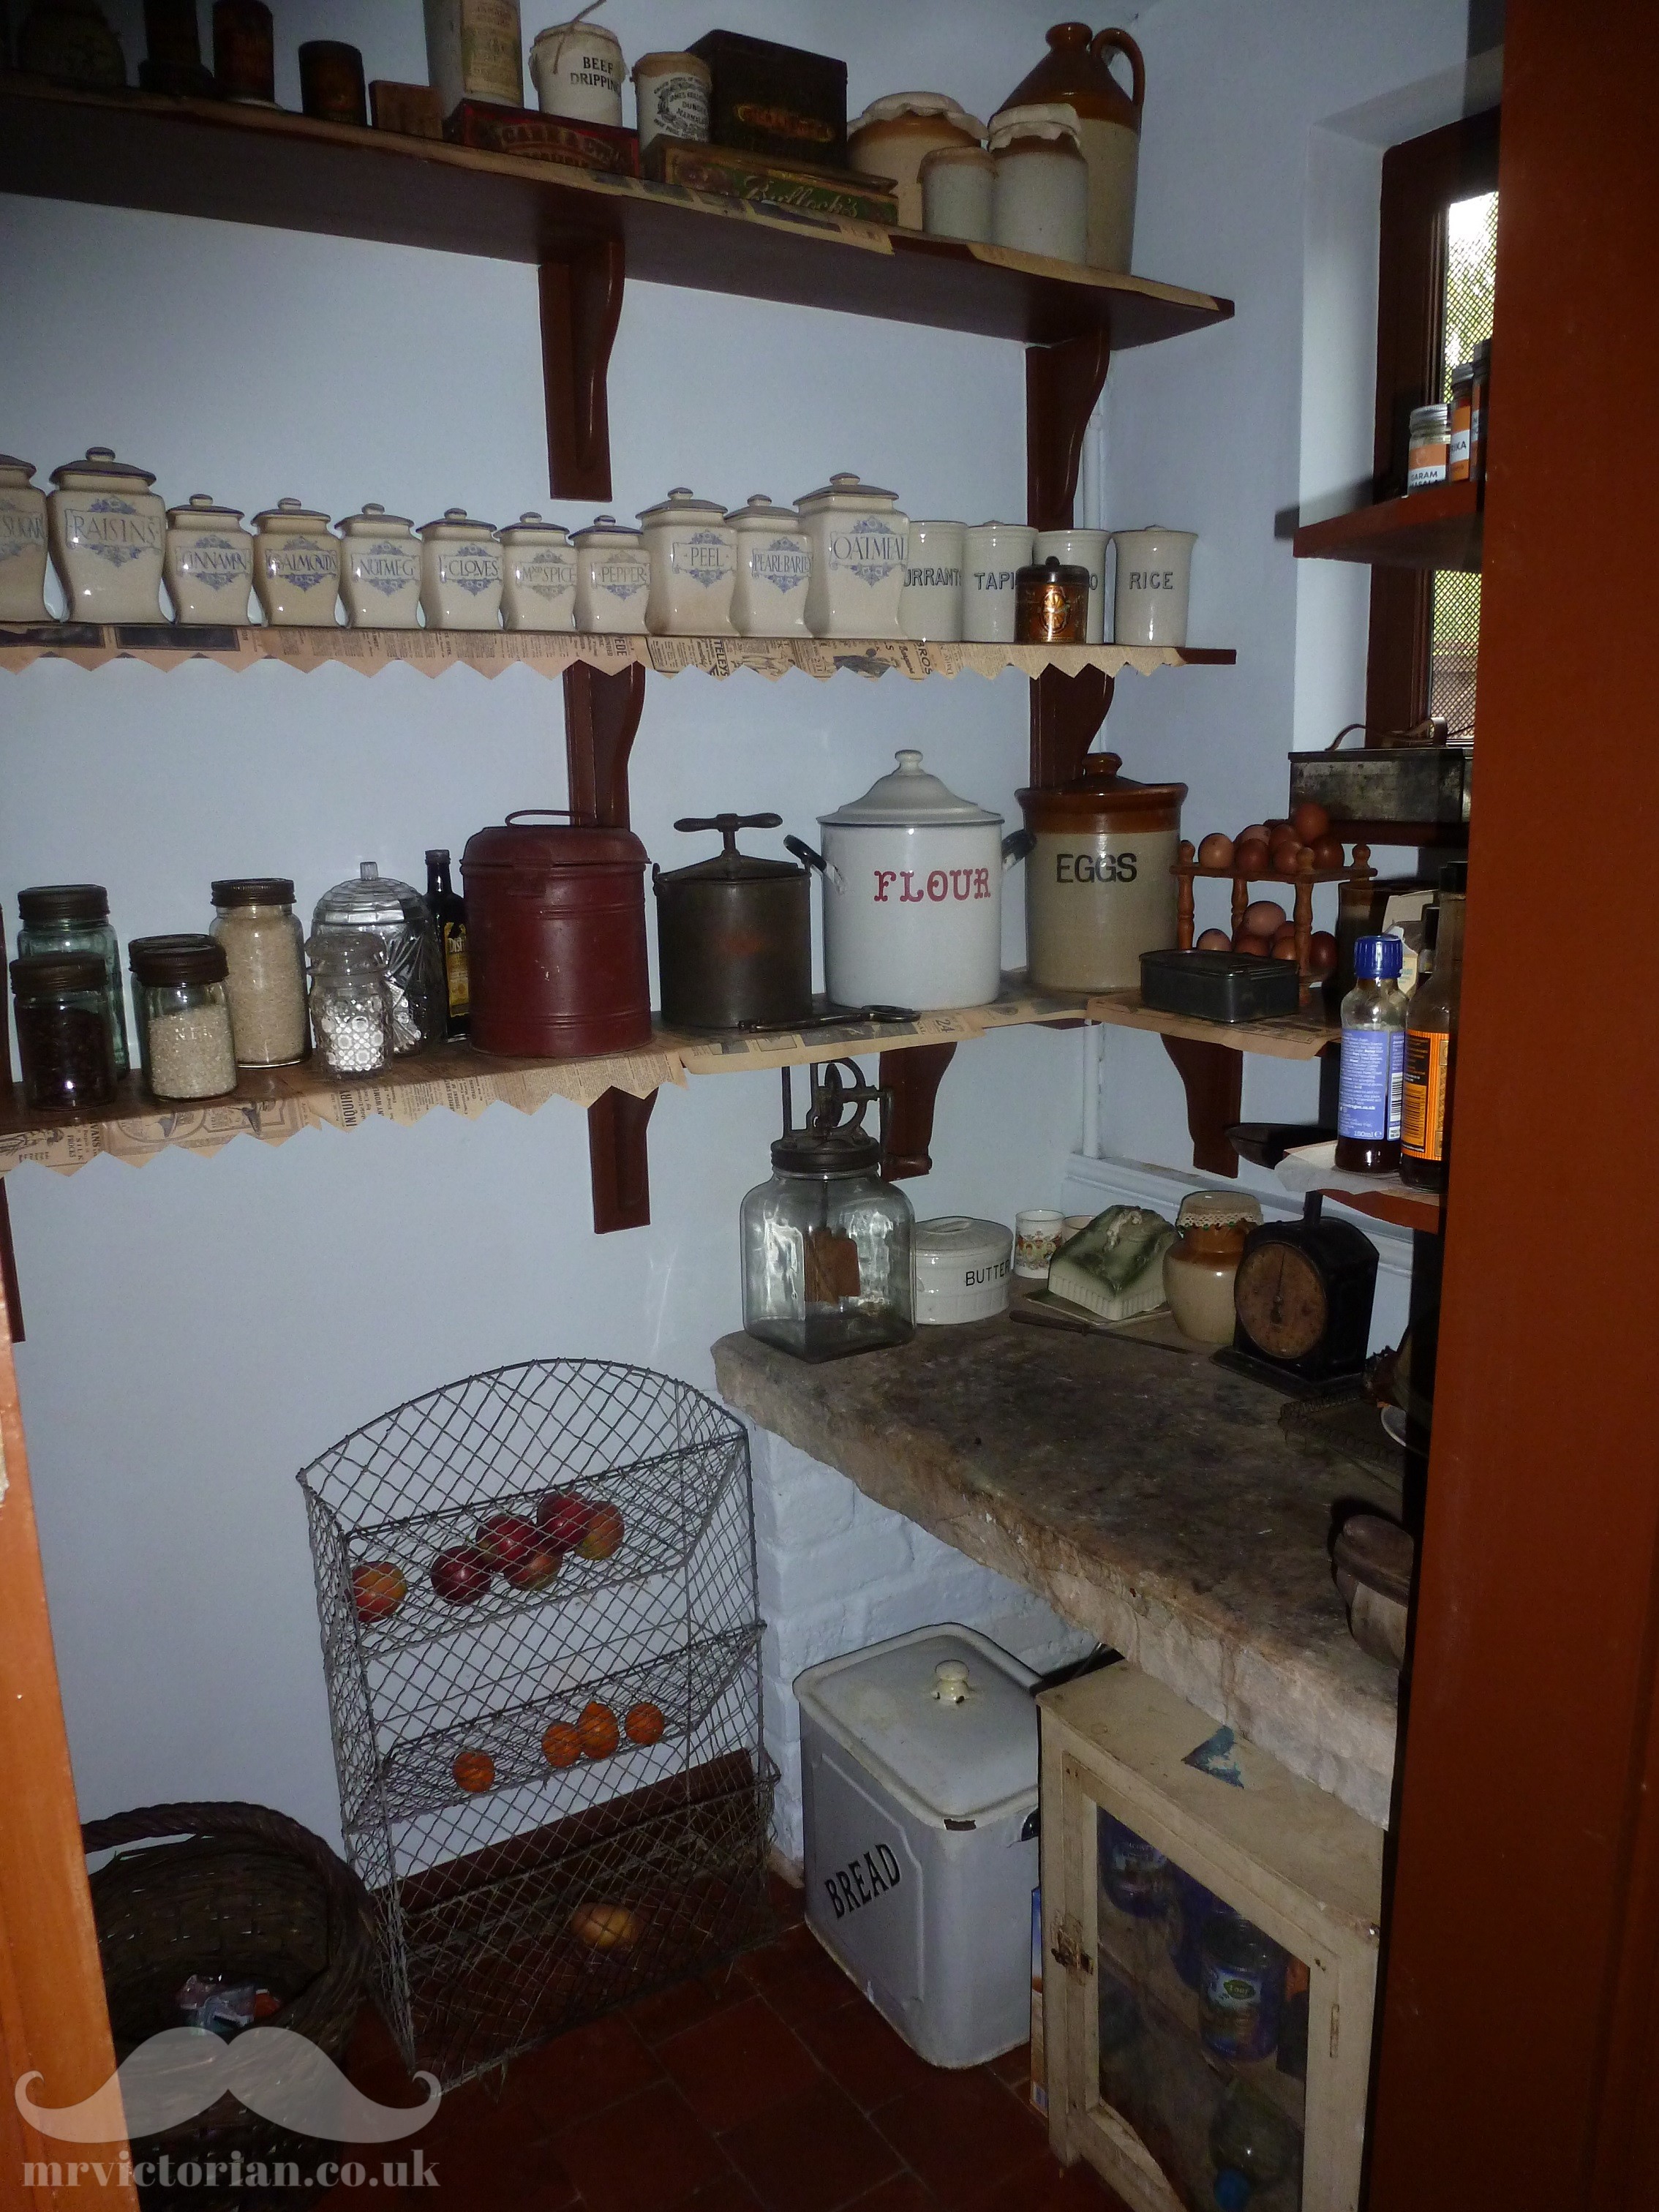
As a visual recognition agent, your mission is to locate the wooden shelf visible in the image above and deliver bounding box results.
[1274,1143,1443,1233]
[1292,481,1482,571]
[0,79,1233,352]
[1085,988,1337,1061]
[0,622,1236,684]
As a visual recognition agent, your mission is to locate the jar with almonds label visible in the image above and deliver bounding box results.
[253,499,341,625]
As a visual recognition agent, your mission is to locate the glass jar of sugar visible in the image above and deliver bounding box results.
[210,877,309,1066]
[305,932,394,1077]
[129,935,238,1101]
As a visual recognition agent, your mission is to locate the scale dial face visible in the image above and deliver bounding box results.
[1235,1241,1330,1362]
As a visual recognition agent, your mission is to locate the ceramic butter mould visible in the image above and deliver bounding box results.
[639,488,736,637]
[48,448,167,622]
[252,498,340,626]
[339,504,422,628]
[165,494,254,624]
[0,456,50,622]
[796,473,909,641]
[726,494,810,639]
[419,508,503,631]
[573,516,649,633]
[500,513,576,632]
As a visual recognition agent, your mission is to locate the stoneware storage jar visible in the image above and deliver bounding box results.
[726,495,811,638]
[962,522,1036,642]
[848,93,985,230]
[797,474,909,641]
[500,513,576,631]
[1112,525,1196,647]
[419,509,503,631]
[338,504,422,628]
[530,17,625,124]
[1017,750,1185,992]
[633,50,711,154]
[252,498,340,625]
[912,1215,1013,1325]
[1162,1190,1262,1344]
[899,519,966,642]
[0,456,50,621]
[789,749,1030,1011]
[573,516,650,632]
[988,105,1089,263]
[48,448,167,621]
[920,143,995,241]
[164,494,253,624]
[423,0,524,113]
[638,488,737,636]
[999,21,1145,271]
[1034,527,1108,642]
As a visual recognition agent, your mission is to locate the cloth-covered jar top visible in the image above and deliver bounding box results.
[987,102,1083,150]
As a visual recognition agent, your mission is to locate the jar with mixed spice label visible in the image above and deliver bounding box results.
[1405,404,1450,492]
[210,878,309,1066]
[129,936,238,1101]
[10,953,117,1113]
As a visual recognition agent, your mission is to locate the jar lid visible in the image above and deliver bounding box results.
[50,445,157,489]
[794,471,899,512]
[1175,1189,1263,1230]
[852,91,985,134]
[10,951,105,997]
[462,813,648,873]
[168,492,244,524]
[725,493,800,529]
[419,507,499,539]
[254,497,332,530]
[655,814,802,885]
[771,1124,882,1175]
[312,862,429,932]
[914,1214,1012,1263]
[1448,361,1476,388]
[499,512,571,543]
[1408,405,1450,433]
[0,455,39,486]
[17,882,109,924]
[633,50,712,80]
[637,487,728,526]
[988,102,1082,150]
[573,515,644,546]
[1018,556,1089,585]
[1017,750,1186,832]
[211,876,296,907]
[821,748,1001,830]
[919,142,994,174]
[128,933,229,985]
[339,501,414,532]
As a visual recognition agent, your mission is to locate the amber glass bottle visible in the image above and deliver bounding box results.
[1400,868,1466,1189]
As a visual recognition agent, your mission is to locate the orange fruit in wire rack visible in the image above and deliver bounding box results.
[453,1749,495,1794]
[351,1561,407,1625]
[542,1721,582,1769]
[576,1701,621,1758]
[576,1503,625,1560]
[624,1701,666,1746]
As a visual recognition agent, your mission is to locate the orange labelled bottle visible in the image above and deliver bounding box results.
[1400,866,1466,1190]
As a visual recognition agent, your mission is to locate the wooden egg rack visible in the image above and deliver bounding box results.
[1173,838,1376,1007]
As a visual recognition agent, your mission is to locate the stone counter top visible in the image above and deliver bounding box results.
[714,1312,1401,1827]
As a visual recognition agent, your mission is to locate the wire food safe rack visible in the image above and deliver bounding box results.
[298,1359,775,2087]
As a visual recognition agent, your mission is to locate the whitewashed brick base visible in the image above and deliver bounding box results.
[746,1423,1097,1866]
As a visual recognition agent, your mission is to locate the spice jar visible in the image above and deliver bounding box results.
[418,509,503,631]
[988,105,1088,263]
[1406,404,1450,492]
[1469,337,1490,481]
[165,494,255,624]
[210,877,309,1066]
[310,862,443,1053]
[306,931,394,1076]
[726,495,811,639]
[1014,555,1089,643]
[638,488,737,637]
[48,448,167,622]
[1448,363,1475,484]
[573,516,650,633]
[1162,1190,1263,1344]
[339,505,422,628]
[10,953,117,1113]
[0,456,50,622]
[129,936,238,1101]
[500,513,576,631]
[17,882,129,1073]
[252,499,341,625]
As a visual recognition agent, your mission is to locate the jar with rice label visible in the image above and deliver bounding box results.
[210,878,309,1066]
[129,936,238,1101]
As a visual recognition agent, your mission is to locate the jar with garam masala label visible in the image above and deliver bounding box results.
[1014,555,1089,644]
[1406,403,1450,492]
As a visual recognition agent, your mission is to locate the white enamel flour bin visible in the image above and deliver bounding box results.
[796,1625,1040,2067]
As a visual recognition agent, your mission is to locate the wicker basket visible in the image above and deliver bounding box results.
[82,1802,373,2211]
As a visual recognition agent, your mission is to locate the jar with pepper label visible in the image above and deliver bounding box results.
[10,953,117,1113]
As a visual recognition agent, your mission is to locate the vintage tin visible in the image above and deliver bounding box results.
[573,516,650,633]
[48,448,167,622]
[727,494,811,639]
[165,494,254,624]
[418,509,503,631]
[0,456,50,622]
[1015,557,1089,644]
[252,497,340,626]
[653,813,812,1031]
[338,504,422,628]
[1034,527,1107,643]
[423,0,523,114]
[500,513,576,631]
[912,1216,1012,1325]
[213,0,276,103]
[1288,737,1471,827]
[1138,947,1299,1024]
[1018,752,1185,993]
[638,488,737,637]
[298,40,366,126]
[797,474,909,640]
[445,99,640,174]
[643,138,895,223]
[633,50,711,155]
[688,29,848,168]
[530,17,625,124]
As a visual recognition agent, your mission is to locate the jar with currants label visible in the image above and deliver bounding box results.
[10,952,117,1113]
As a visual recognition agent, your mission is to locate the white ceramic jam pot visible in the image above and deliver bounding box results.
[847,93,985,230]
[338,504,422,628]
[0,456,50,622]
[164,494,254,624]
[418,509,503,630]
[797,474,909,641]
[48,448,167,622]
[500,513,576,631]
[920,143,995,241]
[988,103,1089,263]
[789,749,1030,1011]
[573,516,650,633]
[726,494,810,638]
[638,488,737,636]
[252,498,341,626]
[530,17,625,124]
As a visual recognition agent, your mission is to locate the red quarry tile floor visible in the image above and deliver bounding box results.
[315,1878,1129,2212]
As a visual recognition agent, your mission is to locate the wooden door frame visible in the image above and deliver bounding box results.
[1366,4,1659,2202]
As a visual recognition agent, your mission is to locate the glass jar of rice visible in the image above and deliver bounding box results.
[128,935,238,1102]
[210,876,309,1066]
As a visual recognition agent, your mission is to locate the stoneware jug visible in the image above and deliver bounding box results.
[0,456,51,622]
[165,494,255,624]
[1000,20,1145,271]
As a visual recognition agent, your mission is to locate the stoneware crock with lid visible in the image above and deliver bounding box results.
[252,497,341,625]
[638,488,737,636]
[418,508,503,631]
[999,20,1146,270]
[0,456,50,621]
[1017,749,1185,991]
[48,447,167,621]
[787,749,1031,1011]
[573,515,650,633]
[338,503,421,628]
[987,103,1088,263]
[847,92,985,230]
[164,494,254,624]
[797,474,910,640]
[726,494,812,637]
[500,513,576,631]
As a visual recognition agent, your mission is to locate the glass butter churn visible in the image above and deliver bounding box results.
[740,1063,914,1362]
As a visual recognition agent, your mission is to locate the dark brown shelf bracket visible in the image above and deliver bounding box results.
[1031,663,1116,791]
[587,1088,655,1233]
[880,1043,958,1180]
[539,234,625,502]
[1160,1036,1243,1179]
[1027,328,1113,532]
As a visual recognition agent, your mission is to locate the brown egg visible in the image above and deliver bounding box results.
[1196,928,1232,952]
[1243,899,1288,937]
[1272,920,1298,947]
[1272,938,1300,961]
[1310,833,1344,869]
[1270,839,1303,875]
[1233,932,1273,958]
[1306,931,1339,976]
[1196,832,1234,869]
[1235,822,1269,849]
[1290,800,1331,842]
[1233,838,1270,876]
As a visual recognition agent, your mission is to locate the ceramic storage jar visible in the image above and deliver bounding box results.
[639,489,737,636]
[1017,750,1185,992]
[848,93,985,230]
[920,143,995,241]
[962,522,1036,642]
[48,448,167,621]
[419,509,503,630]
[529,16,625,122]
[1112,526,1197,647]
[899,520,966,642]
[797,474,909,640]
[338,504,422,628]
[573,516,650,632]
[0,456,50,621]
[500,513,576,631]
[727,495,811,637]
[164,494,254,624]
[998,21,1145,271]
[988,105,1089,263]
[252,499,341,625]
[633,50,711,155]
[1162,1189,1263,1344]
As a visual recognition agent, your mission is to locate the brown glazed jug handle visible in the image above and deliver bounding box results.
[1091,26,1146,111]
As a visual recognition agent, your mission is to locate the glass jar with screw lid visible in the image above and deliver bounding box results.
[16,881,129,1072]
[306,932,394,1077]
[10,952,117,1113]
[129,935,239,1101]
[210,877,309,1066]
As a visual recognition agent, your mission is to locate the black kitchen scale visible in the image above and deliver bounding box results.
[1213,1192,1378,1400]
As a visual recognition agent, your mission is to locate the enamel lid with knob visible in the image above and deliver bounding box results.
[821,749,1002,830]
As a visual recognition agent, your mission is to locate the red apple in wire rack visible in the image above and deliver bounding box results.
[430,1546,492,1606]
[578,1503,626,1560]
[475,1512,539,1571]
[503,1542,564,1592]
[538,1491,596,1552]
[352,1562,407,1625]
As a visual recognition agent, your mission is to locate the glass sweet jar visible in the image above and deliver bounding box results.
[305,931,394,1076]
[210,876,309,1066]
[1162,1189,1263,1344]
[309,862,443,1054]
[740,1066,914,1362]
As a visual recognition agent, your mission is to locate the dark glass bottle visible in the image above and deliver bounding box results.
[1400,867,1466,1189]
[425,849,469,1039]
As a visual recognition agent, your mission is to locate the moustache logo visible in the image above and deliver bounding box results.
[16,2027,441,2143]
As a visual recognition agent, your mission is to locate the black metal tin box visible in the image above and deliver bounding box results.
[1288,742,1471,826]
[689,29,848,167]
[1139,948,1303,1024]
